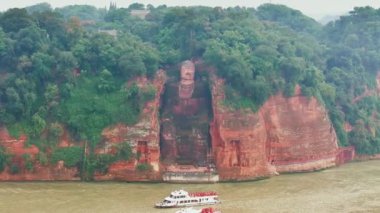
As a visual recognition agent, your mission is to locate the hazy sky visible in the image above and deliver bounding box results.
[1,0,380,19]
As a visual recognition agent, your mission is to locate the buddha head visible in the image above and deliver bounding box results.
[180,60,195,82]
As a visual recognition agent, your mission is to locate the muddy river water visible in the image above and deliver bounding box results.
[0,160,379,213]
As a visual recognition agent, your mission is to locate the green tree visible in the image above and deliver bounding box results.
[30,113,46,137]
[31,52,54,81]
[0,146,8,172]
[51,146,83,167]
[0,8,35,33]
[128,3,145,10]
[0,28,6,55]
[14,26,46,56]
[256,4,322,34]
[25,3,52,14]
[118,53,146,78]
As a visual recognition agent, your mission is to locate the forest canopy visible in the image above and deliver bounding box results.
[1,3,380,157]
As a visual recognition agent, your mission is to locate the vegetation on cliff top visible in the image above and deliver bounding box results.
[0,3,380,170]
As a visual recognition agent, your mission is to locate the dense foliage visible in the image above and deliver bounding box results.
[322,6,380,153]
[51,146,83,167]
[1,2,380,174]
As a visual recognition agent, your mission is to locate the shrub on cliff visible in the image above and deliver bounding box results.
[0,146,9,172]
[2,2,380,164]
[136,163,153,172]
[93,154,117,174]
[10,163,20,174]
[58,76,140,146]
[115,142,133,161]
[22,154,34,172]
[51,146,83,167]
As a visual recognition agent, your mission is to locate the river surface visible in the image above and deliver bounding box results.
[0,160,379,213]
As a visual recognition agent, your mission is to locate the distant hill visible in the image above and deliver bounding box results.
[318,13,345,25]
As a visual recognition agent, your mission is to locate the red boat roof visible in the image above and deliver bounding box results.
[201,207,216,213]
[189,192,218,197]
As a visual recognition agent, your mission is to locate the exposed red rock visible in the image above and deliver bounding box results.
[344,122,353,132]
[0,127,79,181]
[159,62,211,167]
[336,146,355,165]
[94,70,166,181]
[173,98,203,115]
[96,124,129,154]
[209,75,276,180]
[352,71,380,103]
[0,67,355,182]
[262,94,338,173]
[355,153,380,161]
[58,127,78,148]
[210,73,340,180]
[352,85,375,103]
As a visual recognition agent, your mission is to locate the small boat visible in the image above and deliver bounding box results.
[175,207,221,213]
[155,189,220,208]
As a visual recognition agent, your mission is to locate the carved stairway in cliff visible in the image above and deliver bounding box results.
[160,61,218,183]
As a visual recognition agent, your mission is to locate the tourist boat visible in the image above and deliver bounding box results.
[175,207,221,213]
[155,189,220,208]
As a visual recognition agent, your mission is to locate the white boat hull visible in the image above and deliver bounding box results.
[155,190,220,208]
[155,200,220,208]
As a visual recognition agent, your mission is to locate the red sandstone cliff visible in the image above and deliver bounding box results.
[262,91,338,173]
[210,74,339,180]
[0,128,79,181]
[0,68,352,182]
[94,70,166,181]
[210,75,276,180]
[0,71,166,182]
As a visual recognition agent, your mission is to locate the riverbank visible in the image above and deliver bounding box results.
[355,154,380,161]
[0,160,379,213]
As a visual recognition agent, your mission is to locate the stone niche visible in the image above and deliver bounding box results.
[160,60,212,167]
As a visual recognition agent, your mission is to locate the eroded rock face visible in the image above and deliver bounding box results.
[0,70,166,182]
[0,68,346,182]
[209,75,276,180]
[210,74,339,180]
[262,95,338,173]
[0,127,79,181]
[94,70,166,181]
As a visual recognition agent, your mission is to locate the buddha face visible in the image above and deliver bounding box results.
[180,61,195,81]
